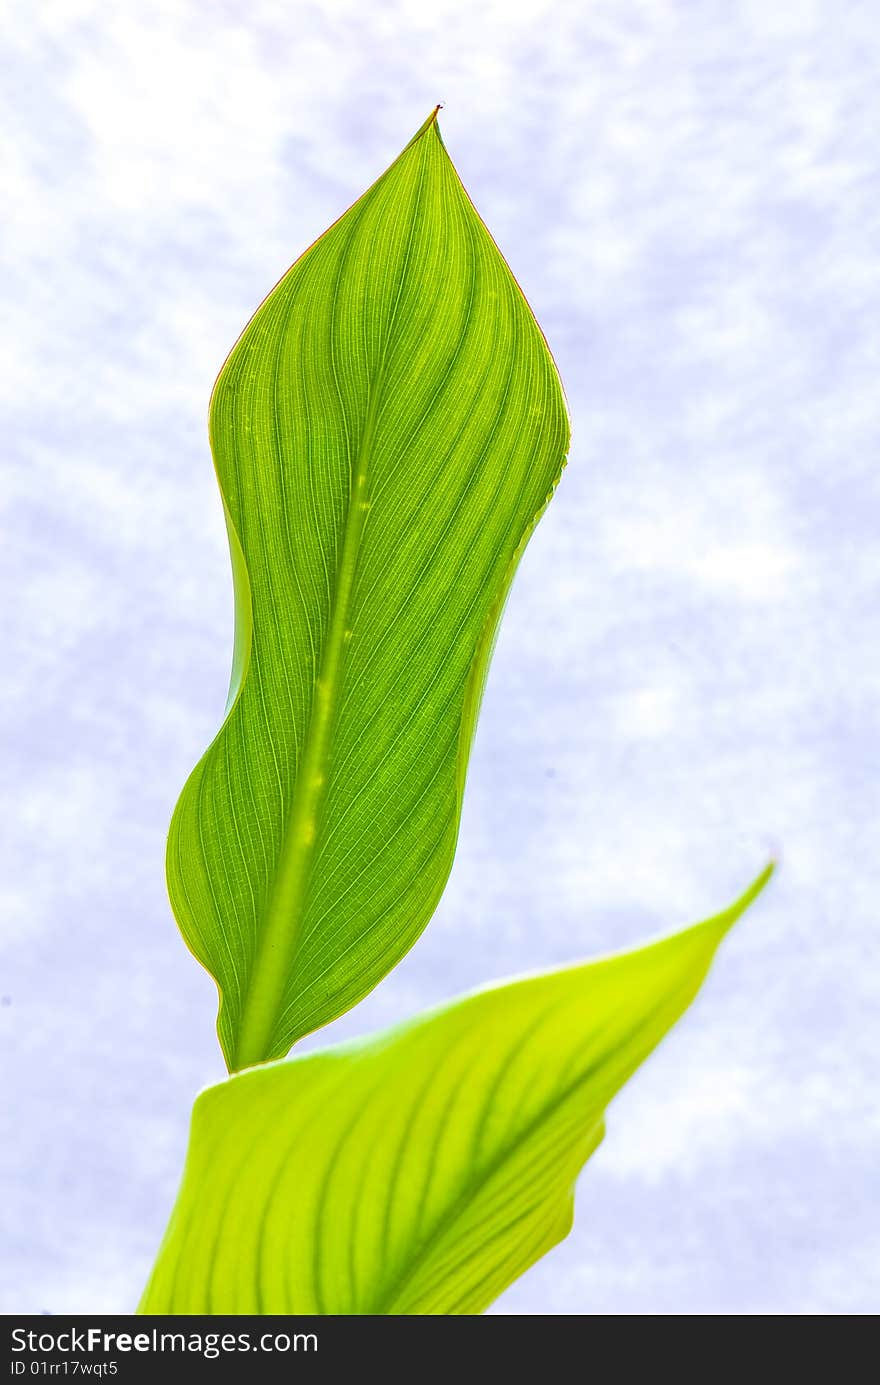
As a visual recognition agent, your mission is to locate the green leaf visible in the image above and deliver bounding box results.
[170,109,570,1071]
[139,865,773,1316]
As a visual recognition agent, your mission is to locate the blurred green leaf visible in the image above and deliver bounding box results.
[140,865,772,1316]
[169,110,569,1070]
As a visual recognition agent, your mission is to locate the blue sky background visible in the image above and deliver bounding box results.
[1,0,878,1315]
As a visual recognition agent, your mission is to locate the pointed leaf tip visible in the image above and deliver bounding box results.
[708,858,776,943]
[402,105,443,152]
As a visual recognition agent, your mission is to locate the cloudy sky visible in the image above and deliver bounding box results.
[1,0,877,1315]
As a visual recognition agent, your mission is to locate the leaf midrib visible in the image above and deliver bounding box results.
[231,386,382,1071]
[230,137,430,1071]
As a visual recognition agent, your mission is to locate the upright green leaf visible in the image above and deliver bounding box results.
[170,110,569,1070]
[139,866,772,1316]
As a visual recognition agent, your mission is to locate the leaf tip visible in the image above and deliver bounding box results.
[739,855,777,908]
[704,858,777,953]
[405,104,444,153]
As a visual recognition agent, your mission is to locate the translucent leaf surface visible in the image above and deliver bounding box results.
[140,866,772,1315]
[169,110,570,1069]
